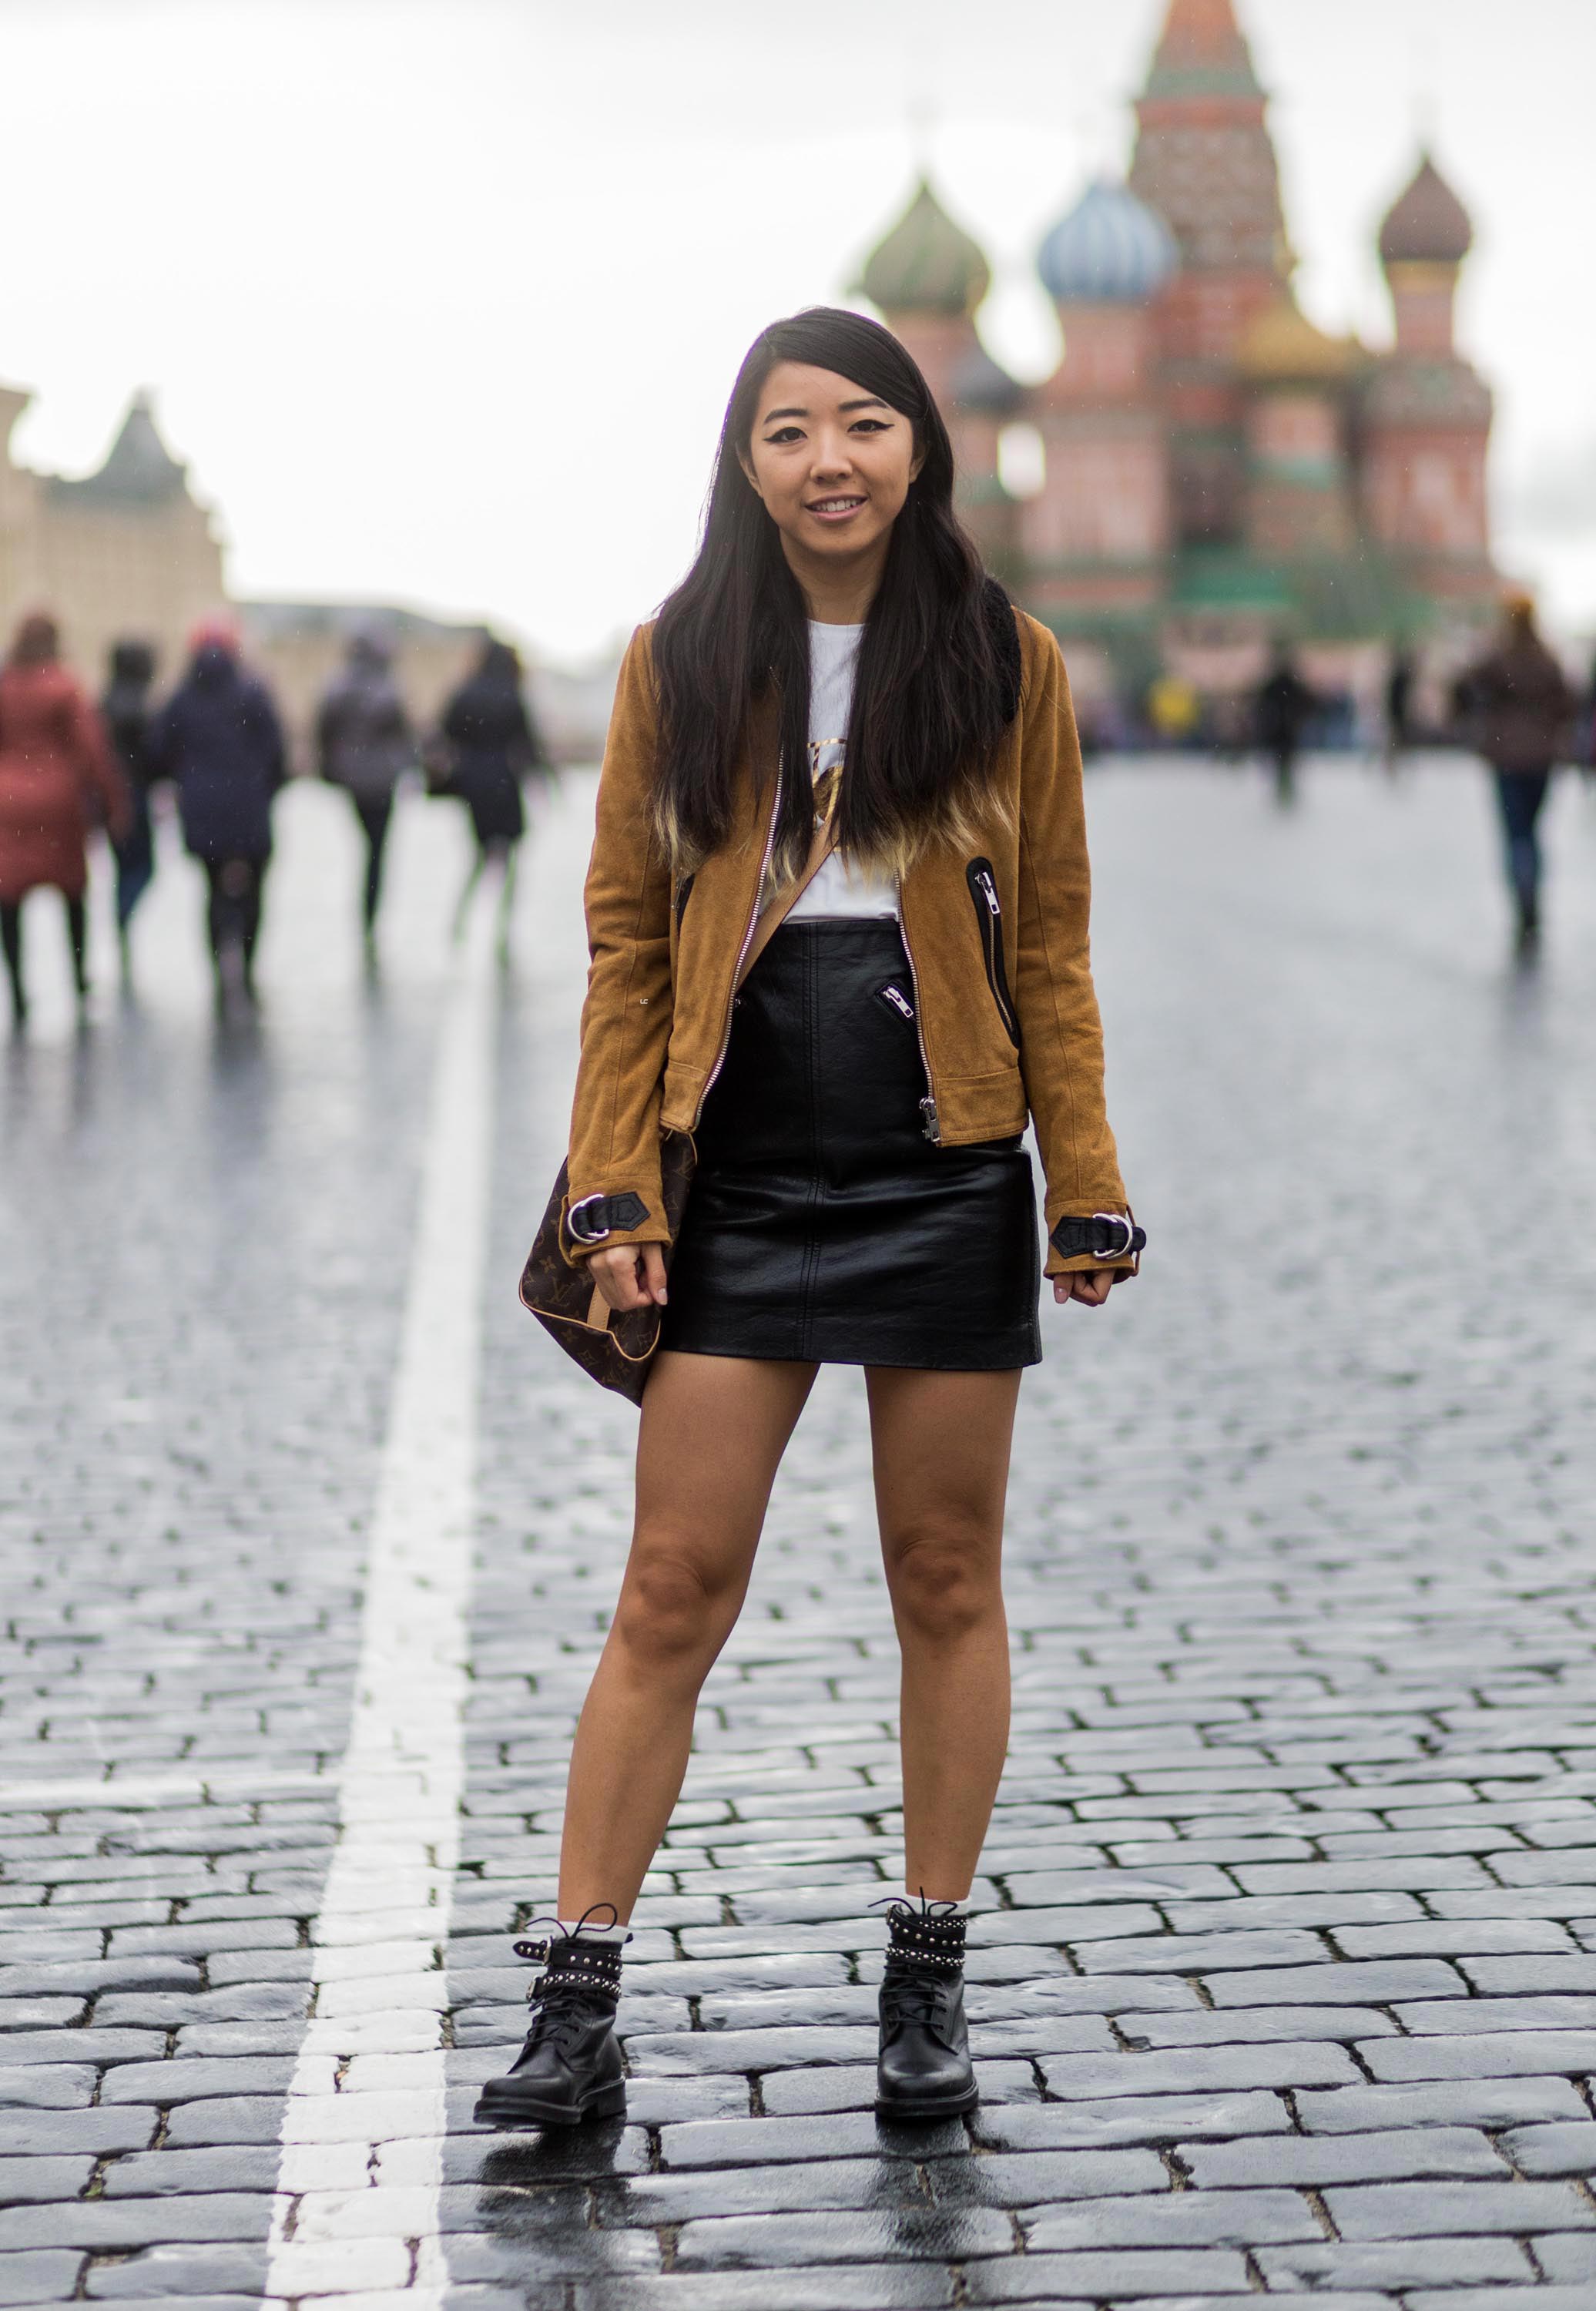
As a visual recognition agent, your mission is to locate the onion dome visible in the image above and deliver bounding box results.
[1379,153,1474,267]
[1037,179,1178,305]
[858,179,991,317]
[951,339,1024,417]
[1238,297,1357,384]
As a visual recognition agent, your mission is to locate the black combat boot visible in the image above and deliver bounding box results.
[874,1897,977,2121]
[473,1914,627,2128]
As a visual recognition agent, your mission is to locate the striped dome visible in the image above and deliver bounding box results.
[1038,179,1178,304]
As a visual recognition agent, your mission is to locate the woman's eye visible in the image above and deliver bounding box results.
[851,419,889,434]
[764,428,803,445]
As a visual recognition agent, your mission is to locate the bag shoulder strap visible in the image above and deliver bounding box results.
[733,809,838,992]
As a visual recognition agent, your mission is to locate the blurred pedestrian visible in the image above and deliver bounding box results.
[102,640,160,976]
[1254,643,1317,802]
[437,637,548,951]
[1384,646,1415,770]
[316,627,415,954]
[0,612,129,1028]
[1459,593,1574,954]
[146,619,287,1011]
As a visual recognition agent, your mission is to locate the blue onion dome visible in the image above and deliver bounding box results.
[858,178,991,317]
[1379,152,1474,267]
[1037,178,1179,305]
[951,340,1024,417]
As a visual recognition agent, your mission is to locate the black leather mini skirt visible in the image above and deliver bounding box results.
[661,921,1041,1370]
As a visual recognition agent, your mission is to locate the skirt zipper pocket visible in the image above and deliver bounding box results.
[966,858,1020,1048]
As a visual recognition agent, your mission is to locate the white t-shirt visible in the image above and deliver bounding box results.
[786,620,900,922]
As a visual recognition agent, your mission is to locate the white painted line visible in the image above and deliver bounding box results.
[263,916,498,2306]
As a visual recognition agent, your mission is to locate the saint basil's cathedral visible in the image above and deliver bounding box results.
[857,0,1497,713]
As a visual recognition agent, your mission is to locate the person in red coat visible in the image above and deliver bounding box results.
[0,612,130,1027]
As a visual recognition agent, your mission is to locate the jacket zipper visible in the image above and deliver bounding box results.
[694,807,778,1122]
[897,897,940,1143]
[966,857,1021,1048]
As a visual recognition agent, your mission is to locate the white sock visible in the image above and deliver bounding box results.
[556,1917,628,1944]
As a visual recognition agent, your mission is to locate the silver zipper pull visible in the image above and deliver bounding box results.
[979,872,1000,915]
[920,1097,940,1143]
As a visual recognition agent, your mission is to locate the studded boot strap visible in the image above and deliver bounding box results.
[514,1932,624,2003]
[882,1900,967,1978]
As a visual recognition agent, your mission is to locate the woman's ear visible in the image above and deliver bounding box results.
[737,449,763,502]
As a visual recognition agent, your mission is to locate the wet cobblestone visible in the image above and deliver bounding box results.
[2,760,1596,2303]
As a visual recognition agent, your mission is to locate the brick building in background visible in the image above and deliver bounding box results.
[860,0,1497,720]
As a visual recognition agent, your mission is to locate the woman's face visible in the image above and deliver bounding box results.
[739,361,923,573]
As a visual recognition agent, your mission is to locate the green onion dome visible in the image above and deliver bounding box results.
[859,179,992,317]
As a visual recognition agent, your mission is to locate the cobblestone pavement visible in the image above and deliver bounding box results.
[2,756,1596,2309]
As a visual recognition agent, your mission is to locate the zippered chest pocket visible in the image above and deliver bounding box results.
[966,857,1020,1048]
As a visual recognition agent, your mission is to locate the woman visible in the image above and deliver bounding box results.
[316,627,415,950]
[1458,592,1574,953]
[146,620,287,1009]
[477,308,1141,2133]
[0,612,129,1028]
[438,637,546,948]
[102,639,160,973]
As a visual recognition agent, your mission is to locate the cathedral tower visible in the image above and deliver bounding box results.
[1129,0,1289,542]
[1360,153,1494,606]
[1027,182,1176,626]
[857,178,1021,571]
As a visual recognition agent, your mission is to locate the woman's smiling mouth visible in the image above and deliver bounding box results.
[806,495,867,522]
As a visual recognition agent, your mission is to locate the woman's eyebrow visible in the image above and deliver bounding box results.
[759,397,890,426]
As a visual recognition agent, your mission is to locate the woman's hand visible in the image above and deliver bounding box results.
[1053,1267,1117,1310]
[588,1242,669,1313]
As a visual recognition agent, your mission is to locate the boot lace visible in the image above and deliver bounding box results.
[879,1967,951,2033]
[525,1969,610,2056]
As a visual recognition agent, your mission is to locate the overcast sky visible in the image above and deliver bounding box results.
[2,0,1592,661]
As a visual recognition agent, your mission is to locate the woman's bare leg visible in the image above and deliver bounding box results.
[866,1366,1022,1900]
[557,1350,817,1920]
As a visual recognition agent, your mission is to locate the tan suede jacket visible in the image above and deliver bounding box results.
[567,609,1133,1279]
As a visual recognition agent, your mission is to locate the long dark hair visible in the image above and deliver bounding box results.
[652,307,1014,880]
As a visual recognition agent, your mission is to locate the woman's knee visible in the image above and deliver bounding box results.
[609,1543,733,1676]
[885,1524,1002,1645]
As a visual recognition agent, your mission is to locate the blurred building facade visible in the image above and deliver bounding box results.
[0,387,226,679]
[860,0,1497,712]
[0,379,528,755]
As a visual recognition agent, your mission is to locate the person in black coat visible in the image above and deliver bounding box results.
[102,641,160,974]
[437,637,548,948]
[146,622,287,1008]
[1253,644,1319,803]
